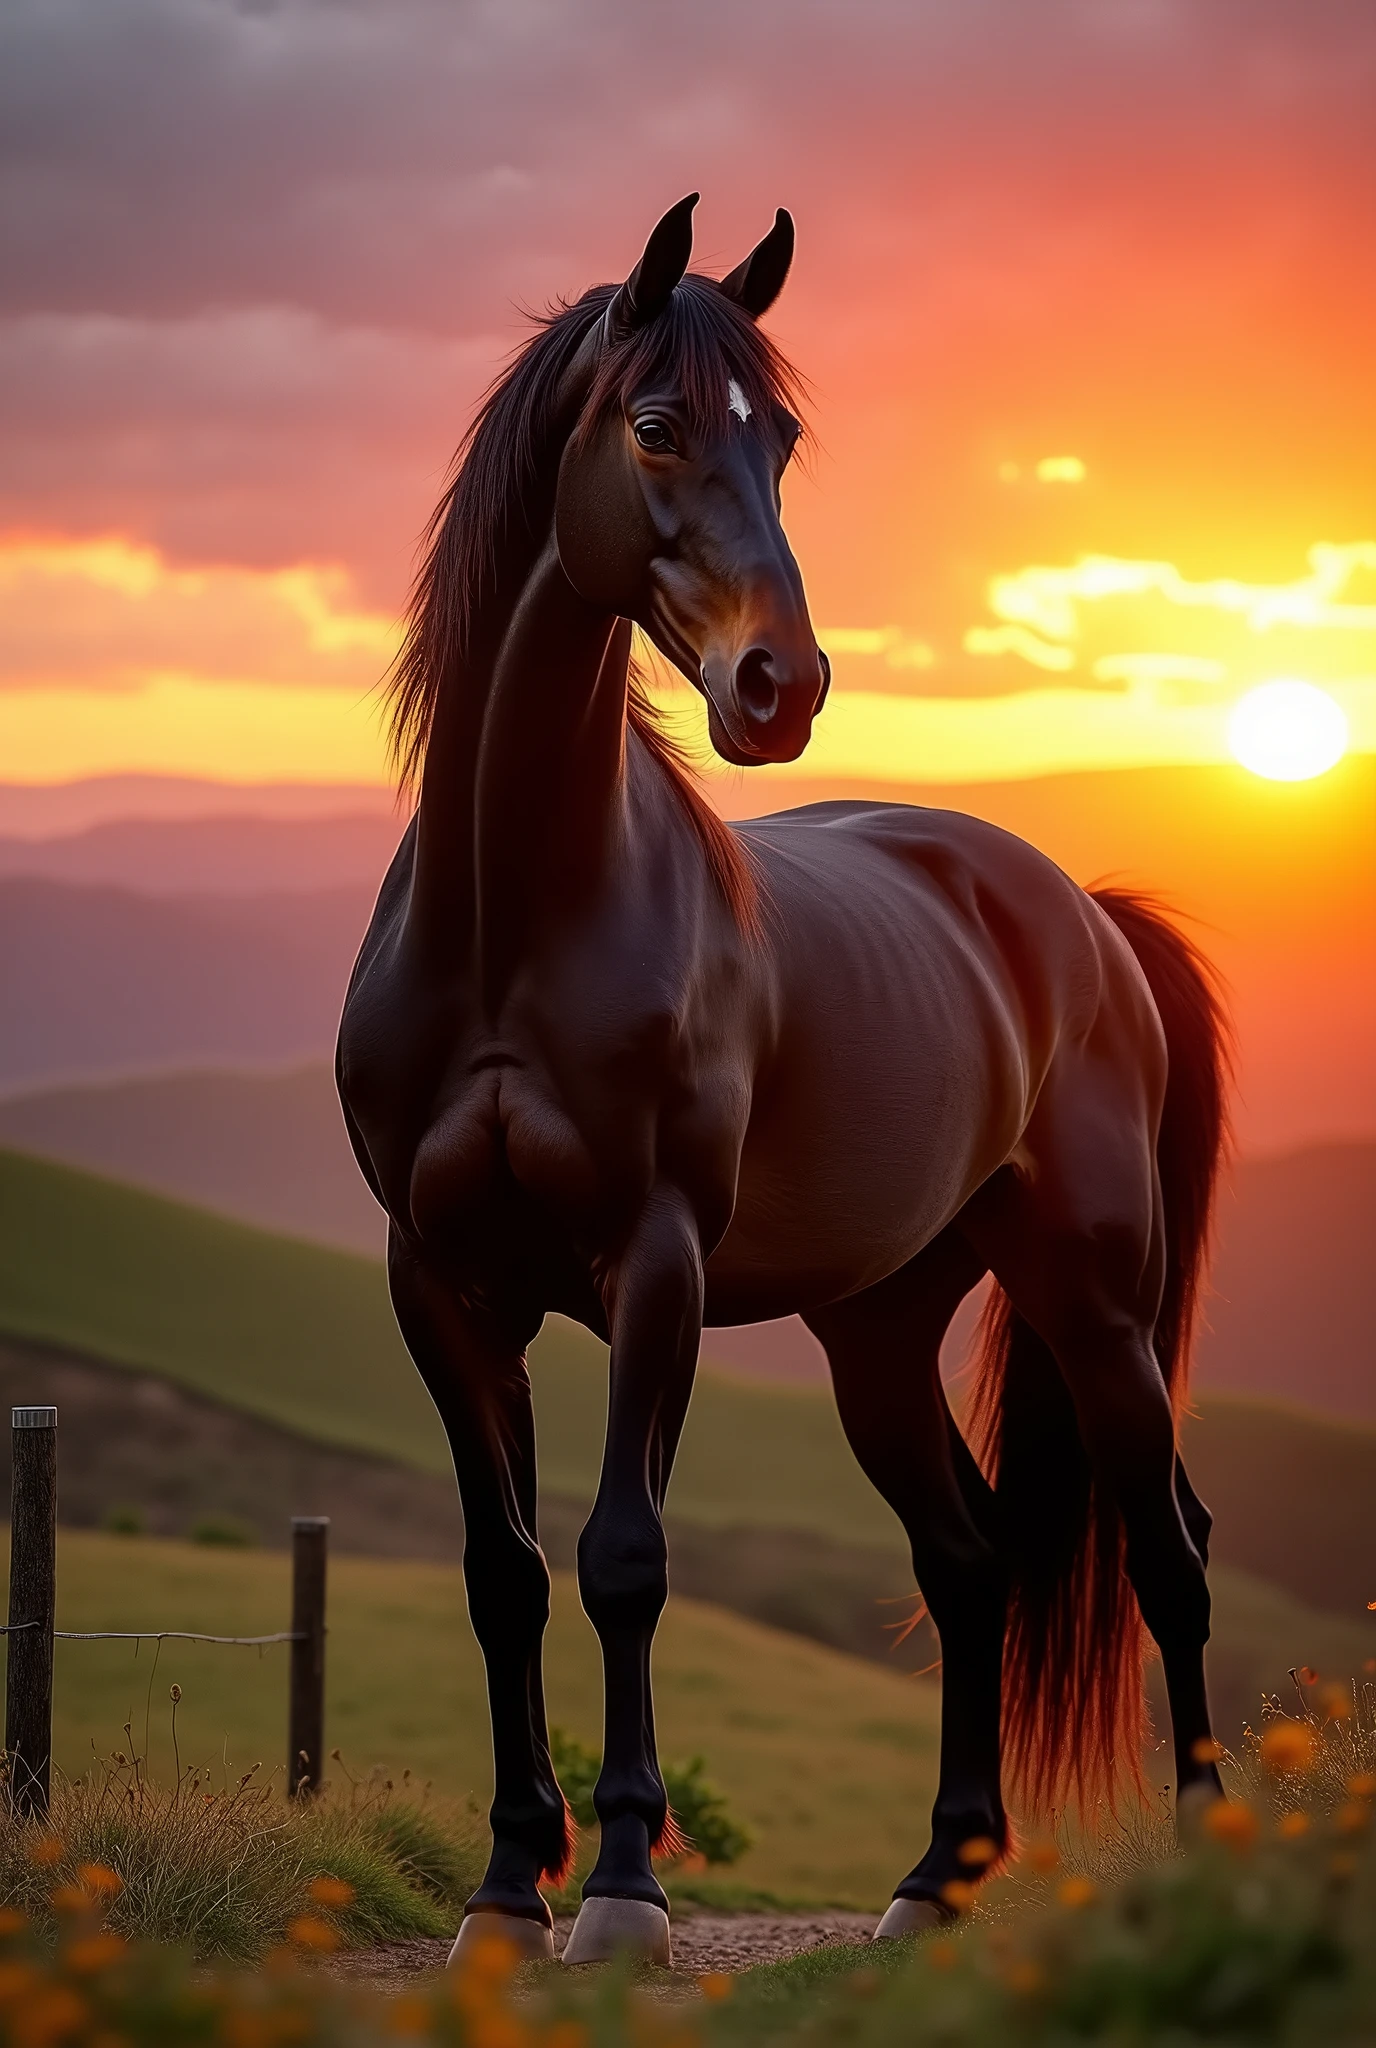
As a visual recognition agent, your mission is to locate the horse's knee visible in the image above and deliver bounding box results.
[1133,1539,1212,1652]
[577,1511,668,1633]
[464,1531,551,1646]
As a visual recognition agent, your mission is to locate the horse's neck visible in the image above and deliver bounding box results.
[411,527,628,1003]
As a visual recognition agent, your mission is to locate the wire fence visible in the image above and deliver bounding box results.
[3,1405,329,1818]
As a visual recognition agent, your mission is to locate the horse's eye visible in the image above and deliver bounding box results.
[633,417,674,454]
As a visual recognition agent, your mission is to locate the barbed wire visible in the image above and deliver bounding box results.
[1,1621,305,1645]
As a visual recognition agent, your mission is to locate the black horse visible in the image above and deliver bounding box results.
[337,196,1228,1965]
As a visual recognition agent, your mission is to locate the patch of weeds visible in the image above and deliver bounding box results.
[0,1709,483,1959]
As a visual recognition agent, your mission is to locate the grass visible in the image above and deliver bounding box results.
[5,1526,943,1911]
[3,1527,1373,1920]
[0,1741,1371,2046]
[0,1770,483,1959]
[0,1146,895,1544]
[6,1143,1376,1606]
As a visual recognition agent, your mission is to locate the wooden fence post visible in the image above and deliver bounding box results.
[288,1516,328,1797]
[5,1406,58,1819]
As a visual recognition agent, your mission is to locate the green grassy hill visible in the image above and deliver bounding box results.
[2,1145,1373,1628]
[20,1528,939,1910]
[0,1146,894,1543]
[4,1529,1371,1910]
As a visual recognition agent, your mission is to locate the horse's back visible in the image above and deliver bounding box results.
[704,799,1126,1318]
[739,797,1106,1031]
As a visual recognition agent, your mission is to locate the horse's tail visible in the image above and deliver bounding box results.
[967,887,1231,1814]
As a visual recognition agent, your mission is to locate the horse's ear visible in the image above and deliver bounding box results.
[719,209,794,320]
[605,194,698,343]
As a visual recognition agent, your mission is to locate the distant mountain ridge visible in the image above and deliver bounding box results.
[2,763,1372,1152]
[0,814,404,897]
[0,1063,1371,1423]
[0,878,372,1094]
[0,777,397,836]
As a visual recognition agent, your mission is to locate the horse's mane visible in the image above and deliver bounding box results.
[385,276,807,933]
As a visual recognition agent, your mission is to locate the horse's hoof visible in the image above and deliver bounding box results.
[561,1897,671,1966]
[872,1896,948,1941]
[448,1910,555,1965]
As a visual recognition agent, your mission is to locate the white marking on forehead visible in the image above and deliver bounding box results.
[727,378,751,422]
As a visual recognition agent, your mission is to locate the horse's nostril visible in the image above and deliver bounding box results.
[734,647,779,726]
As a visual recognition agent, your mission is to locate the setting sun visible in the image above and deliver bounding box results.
[1227,680,1349,783]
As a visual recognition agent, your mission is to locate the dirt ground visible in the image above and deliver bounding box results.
[327,1911,879,1988]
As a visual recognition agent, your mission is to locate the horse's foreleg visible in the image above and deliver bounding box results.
[387,1239,566,1961]
[804,1234,1008,1940]
[562,1186,703,1967]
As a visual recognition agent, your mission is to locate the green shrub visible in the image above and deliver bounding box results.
[101,1504,146,1537]
[662,1756,753,1866]
[189,1513,257,1548]
[549,1729,752,1866]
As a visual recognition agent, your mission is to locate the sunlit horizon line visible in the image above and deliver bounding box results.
[2,671,1373,793]
[3,531,1375,787]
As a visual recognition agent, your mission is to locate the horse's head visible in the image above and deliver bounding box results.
[555,197,829,767]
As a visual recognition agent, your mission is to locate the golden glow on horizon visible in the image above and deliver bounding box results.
[663,672,1376,788]
[2,530,1376,789]
[0,673,392,785]
[1227,680,1349,782]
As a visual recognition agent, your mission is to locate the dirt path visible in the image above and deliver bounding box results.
[328,1911,878,1988]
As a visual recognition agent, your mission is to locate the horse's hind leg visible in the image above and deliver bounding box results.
[804,1229,1007,1937]
[962,1077,1223,1810]
[387,1236,567,1961]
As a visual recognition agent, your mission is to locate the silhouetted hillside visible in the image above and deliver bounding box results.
[0,813,402,897]
[0,878,373,1092]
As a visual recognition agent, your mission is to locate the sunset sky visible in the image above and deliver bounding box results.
[1,0,1373,1148]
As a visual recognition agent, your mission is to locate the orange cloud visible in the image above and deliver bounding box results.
[977,541,1376,660]
[0,533,396,693]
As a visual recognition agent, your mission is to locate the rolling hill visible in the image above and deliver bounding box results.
[0,1064,386,1255]
[1,1146,1373,1635]
[6,1528,1372,1889]
[2,1066,1371,1420]
[9,1529,944,1910]
[0,878,373,1093]
[0,812,402,898]
[0,1145,892,1544]
[4,759,1373,1155]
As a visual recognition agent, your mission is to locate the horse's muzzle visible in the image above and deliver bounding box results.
[706,646,829,765]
